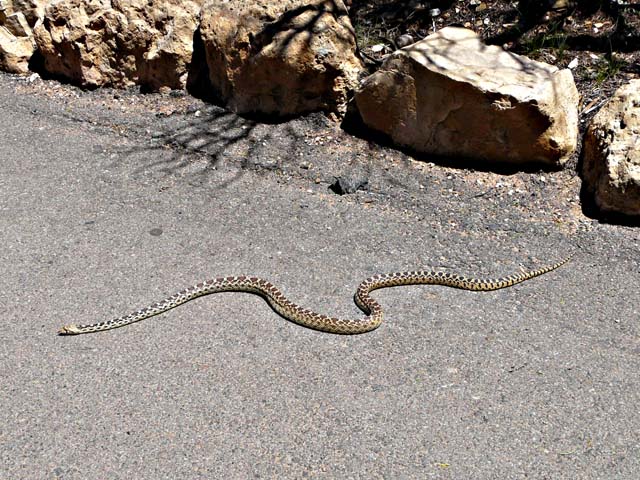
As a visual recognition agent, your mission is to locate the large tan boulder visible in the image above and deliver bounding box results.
[199,0,364,118]
[582,80,640,217]
[355,27,579,167]
[33,0,202,90]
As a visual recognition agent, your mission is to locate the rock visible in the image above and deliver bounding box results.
[329,176,368,195]
[354,27,579,167]
[395,34,414,49]
[0,11,35,73]
[0,1,56,74]
[33,0,202,90]
[581,80,640,217]
[3,9,29,36]
[199,0,364,118]
[2,0,46,27]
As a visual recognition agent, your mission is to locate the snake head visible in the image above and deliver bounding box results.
[58,324,83,335]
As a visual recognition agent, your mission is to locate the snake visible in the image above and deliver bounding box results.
[58,254,572,335]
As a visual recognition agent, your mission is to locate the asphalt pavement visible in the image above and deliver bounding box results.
[1,73,639,479]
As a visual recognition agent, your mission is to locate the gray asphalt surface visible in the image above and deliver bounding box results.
[1,72,639,479]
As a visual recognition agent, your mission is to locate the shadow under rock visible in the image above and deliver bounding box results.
[340,104,566,176]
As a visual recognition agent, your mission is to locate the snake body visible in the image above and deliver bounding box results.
[58,255,572,335]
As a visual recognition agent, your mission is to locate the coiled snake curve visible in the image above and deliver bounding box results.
[58,254,573,335]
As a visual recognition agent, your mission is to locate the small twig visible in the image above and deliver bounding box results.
[581,99,608,116]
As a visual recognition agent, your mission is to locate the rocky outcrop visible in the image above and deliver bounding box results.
[199,0,364,118]
[0,0,46,73]
[582,80,640,217]
[354,27,579,168]
[33,0,202,90]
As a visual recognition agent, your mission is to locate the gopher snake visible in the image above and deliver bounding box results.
[58,255,572,335]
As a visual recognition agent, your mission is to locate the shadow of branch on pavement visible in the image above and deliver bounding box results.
[111,103,333,190]
[111,106,257,188]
